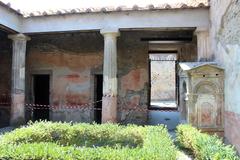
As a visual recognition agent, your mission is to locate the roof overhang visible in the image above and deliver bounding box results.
[22,8,209,34]
[0,6,209,34]
[0,2,22,32]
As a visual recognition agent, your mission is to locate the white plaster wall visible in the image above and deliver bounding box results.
[210,0,240,152]
[210,0,231,52]
[210,0,240,114]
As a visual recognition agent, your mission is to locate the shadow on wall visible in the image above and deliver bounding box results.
[0,108,10,127]
[148,111,180,131]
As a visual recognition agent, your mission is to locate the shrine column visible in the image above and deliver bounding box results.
[8,34,30,126]
[195,28,211,61]
[100,28,120,123]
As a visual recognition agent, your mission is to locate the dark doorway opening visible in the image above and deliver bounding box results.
[33,74,50,121]
[94,75,103,123]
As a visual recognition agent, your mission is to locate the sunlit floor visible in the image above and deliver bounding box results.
[150,101,177,108]
[148,101,180,131]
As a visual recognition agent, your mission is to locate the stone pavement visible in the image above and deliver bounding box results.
[169,130,193,160]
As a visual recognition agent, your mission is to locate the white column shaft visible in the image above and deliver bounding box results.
[103,34,118,96]
[8,34,30,126]
[100,29,119,123]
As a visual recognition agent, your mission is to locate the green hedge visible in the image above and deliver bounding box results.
[1,121,144,148]
[176,124,240,160]
[0,121,177,160]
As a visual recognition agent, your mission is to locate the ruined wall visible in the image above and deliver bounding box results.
[0,32,11,127]
[27,31,150,124]
[210,0,240,152]
[118,31,197,124]
[27,32,104,123]
[118,32,149,124]
[26,31,197,125]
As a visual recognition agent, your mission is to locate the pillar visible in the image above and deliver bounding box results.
[8,34,30,126]
[195,28,211,61]
[100,28,120,123]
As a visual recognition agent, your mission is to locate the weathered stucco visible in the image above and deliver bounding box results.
[26,32,103,123]
[179,63,224,133]
[118,31,197,124]
[210,0,240,152]
[25,31,150,124]
[117,32,149,124]
[0,29,198,126]
[25,30,197,124]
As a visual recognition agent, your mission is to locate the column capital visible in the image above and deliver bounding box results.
[8,33,31,41]
[195,27,211,61]
[100,28,120,37]
[194,27,209,35]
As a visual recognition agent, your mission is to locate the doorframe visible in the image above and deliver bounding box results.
[90,68,103,122]
[93,74,103,123]
[28,70,53,120]
[148,52,179,111]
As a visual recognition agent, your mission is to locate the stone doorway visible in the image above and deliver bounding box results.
[32,74,50,121]
[148,52,180,130]
[149,53,178,110]
[94,74,103,123]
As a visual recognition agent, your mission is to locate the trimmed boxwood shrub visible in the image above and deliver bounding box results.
[176,124,240,160]
[0,121,177,160]
[1,121,144,148]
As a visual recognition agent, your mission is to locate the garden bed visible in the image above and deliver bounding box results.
[0,121,177,160]
[176,124,240,160]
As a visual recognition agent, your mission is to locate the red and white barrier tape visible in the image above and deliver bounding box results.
[0,97,177,112]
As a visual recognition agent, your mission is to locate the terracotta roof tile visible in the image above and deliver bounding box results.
[0,0,209,18]
[0,1,22,15]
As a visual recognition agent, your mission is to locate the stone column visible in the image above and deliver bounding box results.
[195,28,211,61]
[100,28,120,123]
[8,34,30,126]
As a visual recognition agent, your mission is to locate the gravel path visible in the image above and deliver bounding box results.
[177,151,193,160]
[169,130,193,160]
